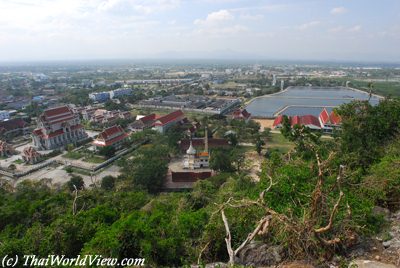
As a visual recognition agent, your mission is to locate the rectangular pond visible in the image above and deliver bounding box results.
[245,86,382,117]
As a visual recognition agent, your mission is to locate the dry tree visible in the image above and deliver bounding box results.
[199,147,352,266]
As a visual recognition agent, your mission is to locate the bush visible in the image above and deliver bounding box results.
[101,176,116,190]
[67,175,84,191]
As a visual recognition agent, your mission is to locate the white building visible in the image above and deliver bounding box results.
[183,127,210,170]
[89,92,110,102]
[110,88,132,99]
[0,111,10,121]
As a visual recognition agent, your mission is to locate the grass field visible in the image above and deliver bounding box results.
[266,132,294,153]
[84,155,105,164]
[350,80,400,97]
[63,151,83,160]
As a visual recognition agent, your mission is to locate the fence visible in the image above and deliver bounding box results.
[0,160,56,179]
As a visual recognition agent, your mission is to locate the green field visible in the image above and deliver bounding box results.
[84,155,105,164]
[63,151,83,160]
[266,132,294,153]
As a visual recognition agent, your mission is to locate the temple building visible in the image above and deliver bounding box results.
[152,110,186,133]
[32,105,87,150]
[92,125,129,150]
[22,146,43,164]
[183,127,210,170]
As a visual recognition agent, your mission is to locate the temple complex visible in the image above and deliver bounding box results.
[183,127,210,170]
[32,105,87,150]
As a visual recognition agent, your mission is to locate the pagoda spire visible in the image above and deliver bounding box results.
[204,126,208,152]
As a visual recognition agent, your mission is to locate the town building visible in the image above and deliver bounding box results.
[0,118,28,140]
[22,146,43,164]
[152,110,186,133]
[32,105,88,150]
[88,92,110,103]
[81,107,133,127]
[231,108,252,122]
[128,114,157,132]
[110,88,132,99]
[138,95,240,115]
[92,125,129,150]
[0,111,10,121]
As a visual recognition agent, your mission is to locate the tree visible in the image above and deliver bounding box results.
[209,149,234,172]
[337,99,400,169]
[98,146,116,159]
[101,176,116,190]
[67,144,74,152]
[230,148,245,172]
[126,145,169,193]
[67,176,84,192]
[255,138,265,155]
[225,132,238,146]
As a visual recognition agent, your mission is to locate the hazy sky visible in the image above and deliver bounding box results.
[0,0,399,62]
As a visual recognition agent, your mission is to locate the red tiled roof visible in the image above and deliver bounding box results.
[274,114,321,129]
[93,132,128,147]
[71,124,83,130]
[291,115,300,126]
[47,116,75,124]
[330,111,342,125]
[43,106,71,117]
[273,115,284,127]
[0,118,27,132]
[32,128,44,137]
[154,110,184,126]
[98,125,125,140]
[139,114,156,124]
[46,129,64,138]
[298,115,321,128]
[319,108,330,124]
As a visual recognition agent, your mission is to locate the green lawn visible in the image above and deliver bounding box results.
[64,166,91,176]
[266,133,294,153]
[13,159,24,164]
[83,155,105,164]
[63,151,83,160]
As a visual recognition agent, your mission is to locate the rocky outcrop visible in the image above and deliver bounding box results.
[380,210,400,265]
[236,241,283,267]
[349,260,397,268]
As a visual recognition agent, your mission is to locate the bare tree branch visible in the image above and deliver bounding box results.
[314,191,344,234]
[221,209,235,265]
[234,215,272,256]
[314,165,345,234]
[197,241,210,265]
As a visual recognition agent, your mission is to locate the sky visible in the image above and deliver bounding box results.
[0,0,399,62]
